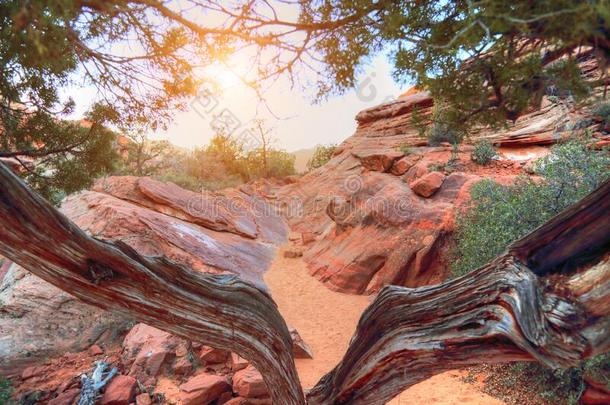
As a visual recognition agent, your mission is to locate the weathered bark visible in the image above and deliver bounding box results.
[0,160,608,405]
[307,180,610,404]
[0,163,305,405]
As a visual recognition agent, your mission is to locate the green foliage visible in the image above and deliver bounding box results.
[592,101,610,128]
[502,353,609,404]
[15,121,119,205]
[307,144,337,171]
[153,131,296,192]
[306,0,607,130]
[247,149,296,179]
[0,0,197,202]
[397,144,413,155]
[120,137,177,177]
[452,138,610,277]
[470,140,496,165]
[0,377,13,404]
[454,138,610,402]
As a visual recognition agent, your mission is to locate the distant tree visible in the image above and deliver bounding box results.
[247,148,296,179]
[121,135,175,177]
[2,1,607,200]
[251,120,274,178]
[307,144,337,171]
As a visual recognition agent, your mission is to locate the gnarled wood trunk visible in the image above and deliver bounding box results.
[0,162,608,404]
[307,180,610,404]
[0,164,305,404]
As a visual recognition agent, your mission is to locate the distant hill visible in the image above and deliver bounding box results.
[291,147,315,173]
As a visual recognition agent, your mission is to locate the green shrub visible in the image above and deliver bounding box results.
[452,138,610,403]
[397,144,413,155]
[427,122,460,146]
[452,137,610,277]
[592,101,610,127]
[307,144,337,171]
[0,377,13,404]
[470,140,496,165]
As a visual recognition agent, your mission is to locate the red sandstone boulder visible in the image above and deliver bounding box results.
[232,365,269,398]
[289,328,313,359]
[179,373,230,405]
[135,393,152,405]
[0,262,129,377]
[230,353,250,372]
[122,323,188,387]
[352,150,404,172]
[100,375,137,405]
[173,356,194,376]
[48,388,80,405]
[198,346,231,365]
[582,387,610,405]
[410,172,446,198]
[88,345,104,356]
[390,154,422,175]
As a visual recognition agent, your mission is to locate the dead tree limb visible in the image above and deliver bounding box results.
[0,159,608,405]
[307,180,610,405]
[0,163,305,405]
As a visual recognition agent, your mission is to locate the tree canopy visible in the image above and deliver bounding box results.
[1,0,608,198]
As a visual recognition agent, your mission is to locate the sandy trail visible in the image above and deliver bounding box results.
[264,246,504,405]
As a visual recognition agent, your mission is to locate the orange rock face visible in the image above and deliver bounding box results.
[100,375,137,405]
[232,365,269,399]
[179,373,231,405]
[410,171,446,198]
[0,176,288,375]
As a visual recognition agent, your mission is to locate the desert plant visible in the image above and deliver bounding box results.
[397,144,413,155]
[453,137,610,277]
[427,121,461,146]
[452,138,610,403]
[0,377,13,404]
[307,144,337,171]
[592,101,610,130]
[470,140,496,165]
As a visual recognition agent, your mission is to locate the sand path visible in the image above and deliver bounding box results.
[264,246,504,405]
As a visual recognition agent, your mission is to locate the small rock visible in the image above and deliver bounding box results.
[410,172,445,198]
[217,391,234,404]
[198,346,230,365]
[88,344,104,356]
[173,356,193,376]
[48,388,80,405]
[283,249,303,258]
[352,150,404,172]
[390,155,421,176]
[230,353,249,372]
[301,232,316,245]
[135,393,152,405]
[179,373,230,405]
[232,365,268,398]
[289,328,313,359]
[100,375,137,405]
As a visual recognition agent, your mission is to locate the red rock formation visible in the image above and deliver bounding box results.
[179,373,231,405]
[100,375,137,405]
[410,171,446,198]
[272,51,606,295]
[232,365,269,399]
[0,176,288,376]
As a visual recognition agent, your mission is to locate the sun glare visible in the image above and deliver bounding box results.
[203,58,252,90]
